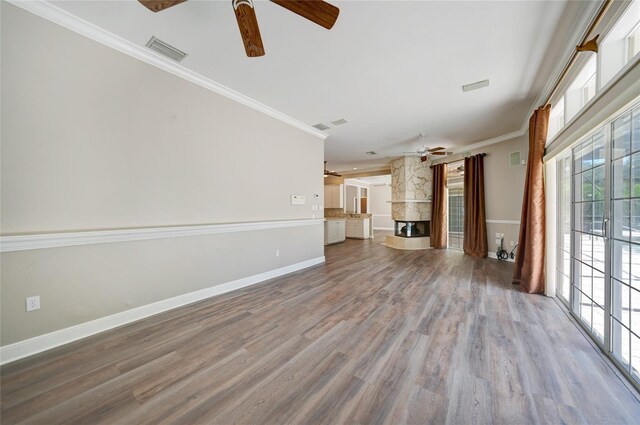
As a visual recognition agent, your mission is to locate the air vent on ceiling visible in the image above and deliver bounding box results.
[312,123,330,131]
[462,79,490,92]
[331,118,349,126]
[145,36,188,62]
[366,151,377,155]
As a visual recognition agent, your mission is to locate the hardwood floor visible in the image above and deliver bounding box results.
[2,231,640,424]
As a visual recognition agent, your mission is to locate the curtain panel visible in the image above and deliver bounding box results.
[430,163,448,248]
[513,105,550,294]
[463,154,488,258]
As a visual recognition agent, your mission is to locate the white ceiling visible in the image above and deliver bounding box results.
[51,0,593,172]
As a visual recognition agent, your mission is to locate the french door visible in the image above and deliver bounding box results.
[569,103,640,386]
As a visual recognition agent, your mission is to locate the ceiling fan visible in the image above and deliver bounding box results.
[324,161,341,178]
[138,0,340,57]
[403,134,453,162]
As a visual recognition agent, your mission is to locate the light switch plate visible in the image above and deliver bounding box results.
[291,194,305,205]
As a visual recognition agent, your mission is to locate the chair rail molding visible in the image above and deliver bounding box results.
[0,219,324,252]
[486,219,521,225]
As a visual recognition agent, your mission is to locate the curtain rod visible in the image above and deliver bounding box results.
[542,0,612,107]
[430,153,486,168]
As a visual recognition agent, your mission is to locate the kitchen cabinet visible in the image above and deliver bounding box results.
[324,184,344,209]
[324,219,346,245]
[346,218,370,239]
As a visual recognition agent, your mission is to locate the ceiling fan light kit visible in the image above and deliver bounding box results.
[138,0,339,58]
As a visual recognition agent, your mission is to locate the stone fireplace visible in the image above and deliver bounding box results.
[385,156,432,250]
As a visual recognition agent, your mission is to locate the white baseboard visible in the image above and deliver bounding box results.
[488,251,516,262]
[0,256,325,365]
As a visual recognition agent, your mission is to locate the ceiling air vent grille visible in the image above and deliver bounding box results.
[312,123,330,131]
[331,118,349,126]
[462,79,490,92]
[145,36,188,62]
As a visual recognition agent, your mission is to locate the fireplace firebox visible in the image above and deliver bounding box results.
[394,220,430,238]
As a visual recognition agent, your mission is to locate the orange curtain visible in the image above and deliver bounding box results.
[430,163,447,248]
[463,154,488,258]
[513,105,550,294]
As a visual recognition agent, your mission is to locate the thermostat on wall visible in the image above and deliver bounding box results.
[291,194,306,205]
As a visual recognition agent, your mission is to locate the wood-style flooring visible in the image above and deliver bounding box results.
[2,231,640,424]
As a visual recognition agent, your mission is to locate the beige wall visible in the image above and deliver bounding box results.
[433,134,529,255]
[0,4,324,346]
[370,185,393,230]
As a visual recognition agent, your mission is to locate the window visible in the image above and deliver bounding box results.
[566,56,597,123]
[548,95,565,140]
[600,0,640,87]
[627,22,640,61]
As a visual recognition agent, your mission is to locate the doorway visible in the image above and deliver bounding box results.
[564,103,640,386]
[447,161,464,250]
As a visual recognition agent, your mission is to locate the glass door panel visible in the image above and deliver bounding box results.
[557,155,571,304]
[572,129,608,344]
[563,102,640,389]
[610,106,640,382]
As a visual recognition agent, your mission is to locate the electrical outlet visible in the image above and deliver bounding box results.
[510,240,515,246]
[495,232,500,238]
[275,249,280,257]
[495,238,501,246]
[26,296,40,312]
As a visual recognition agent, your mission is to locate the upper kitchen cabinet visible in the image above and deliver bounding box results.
[324,184,344,209]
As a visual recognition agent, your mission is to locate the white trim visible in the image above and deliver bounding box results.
[386,200,431,203]
[0,256,325,365]
[485,219,521,225]
[488,252,516,262]
[0,219,324,252]
[6,0,327,141]
[372,214,392,217]
[450,130,526,155]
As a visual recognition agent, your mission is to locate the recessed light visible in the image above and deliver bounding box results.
[462,79,490,92]
[353,167,358,170]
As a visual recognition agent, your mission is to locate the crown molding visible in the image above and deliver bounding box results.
[6,0,328,140]
[450,129,526,155]
[523,0,603,131]
[450,1,603,155]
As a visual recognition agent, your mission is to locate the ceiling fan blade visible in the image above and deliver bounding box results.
[427,146,445,152]
[233,0,265,57]
[270,0,339,30]
[430,152,450,155]
[138,0,187,12]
